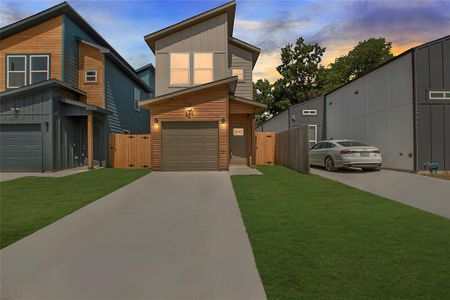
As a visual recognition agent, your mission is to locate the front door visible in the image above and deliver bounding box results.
[230,123,248,164]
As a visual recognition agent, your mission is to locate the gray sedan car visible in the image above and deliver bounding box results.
[309,140,382,171]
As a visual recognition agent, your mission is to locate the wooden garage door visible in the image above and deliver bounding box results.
[162,121,219,171]
[0,124,43,171]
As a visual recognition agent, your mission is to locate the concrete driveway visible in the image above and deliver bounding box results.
[0,172,266,300]
[311,168,450,219]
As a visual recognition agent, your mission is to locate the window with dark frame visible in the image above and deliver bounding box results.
[85,70,97,83]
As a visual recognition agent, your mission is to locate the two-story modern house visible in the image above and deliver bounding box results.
[0,2,154,172]
[139,1,266,171]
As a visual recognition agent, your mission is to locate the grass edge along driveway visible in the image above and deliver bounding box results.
[1,168,149,249]
[231,166,450,300]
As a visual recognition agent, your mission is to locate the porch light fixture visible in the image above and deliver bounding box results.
[153,118,159,126]
[220,118,226,124]
[185,107,194,118]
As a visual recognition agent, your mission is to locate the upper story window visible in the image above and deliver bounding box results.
[7,54,49,89]
[134,87,141,111]
[85,70,98,83]
[170,53,190,85]
[7,55,27,88]
[193,53,213,85]
[232,68,244,82]
[29,55,49,85]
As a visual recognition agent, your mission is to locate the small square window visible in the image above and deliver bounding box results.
[232,68,244,81]
[85,70,97,83]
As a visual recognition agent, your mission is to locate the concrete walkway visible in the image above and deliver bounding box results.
[0,167,89,182]
[229,165,263,176]
[311,168,450,219]
[0,172,266,300]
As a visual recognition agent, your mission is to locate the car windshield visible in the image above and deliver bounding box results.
[337,141,368,147]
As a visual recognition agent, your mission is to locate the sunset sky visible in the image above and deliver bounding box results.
[1,0,449,83]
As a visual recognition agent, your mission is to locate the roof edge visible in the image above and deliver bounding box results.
[0,79,86,98]
[139,76,238,107]
[144,1,236,53]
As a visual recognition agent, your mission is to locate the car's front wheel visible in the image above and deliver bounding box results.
[324,156,337,172]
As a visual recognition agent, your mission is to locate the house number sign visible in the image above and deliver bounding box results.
[233,128,244,136]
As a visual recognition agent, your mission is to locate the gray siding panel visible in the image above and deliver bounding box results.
[259,109,289,133]
[326,53,414,171]
[229,44,253,99]
[431,105,445,165]
[105,58,150,134]
[429,43,444,90]
[289,97,324,141]
[417,105,431,168]
[445,105,450,170]
[155,13,228,96]
[415,36,450,171]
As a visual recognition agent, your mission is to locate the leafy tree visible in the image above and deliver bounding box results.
[273,37,325,110]
[253,79,274,125]
[320,38,394,93]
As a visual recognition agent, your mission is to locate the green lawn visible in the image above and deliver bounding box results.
[0,168,149,248]
[231,166,450,300]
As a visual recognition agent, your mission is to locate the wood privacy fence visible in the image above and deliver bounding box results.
[109,133,151,169]
[275,125,310,174]
[256,132,276,165]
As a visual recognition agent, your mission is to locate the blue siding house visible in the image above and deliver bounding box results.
[0,2,154,171]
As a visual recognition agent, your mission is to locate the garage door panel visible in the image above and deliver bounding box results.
[162,121,219,171]
[0,124,43,171]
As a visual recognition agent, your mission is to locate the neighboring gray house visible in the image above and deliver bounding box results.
[257,96,325,147]
[258,35,449,172]
[0,2,154,172]
[326,35,449,172]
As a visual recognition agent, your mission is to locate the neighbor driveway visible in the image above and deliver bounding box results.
[311,168,450,219]
[0,172,266,300]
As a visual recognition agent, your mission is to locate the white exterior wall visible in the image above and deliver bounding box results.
[326,53,414,171]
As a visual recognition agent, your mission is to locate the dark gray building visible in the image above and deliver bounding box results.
[257,96,325,147]
[258,36,449,172]
[326,35,449,172]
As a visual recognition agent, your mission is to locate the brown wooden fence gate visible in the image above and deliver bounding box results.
[109,133,151,169]
[256,132,276,165]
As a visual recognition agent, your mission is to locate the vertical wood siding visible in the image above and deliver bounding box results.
[0,16,63,92]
